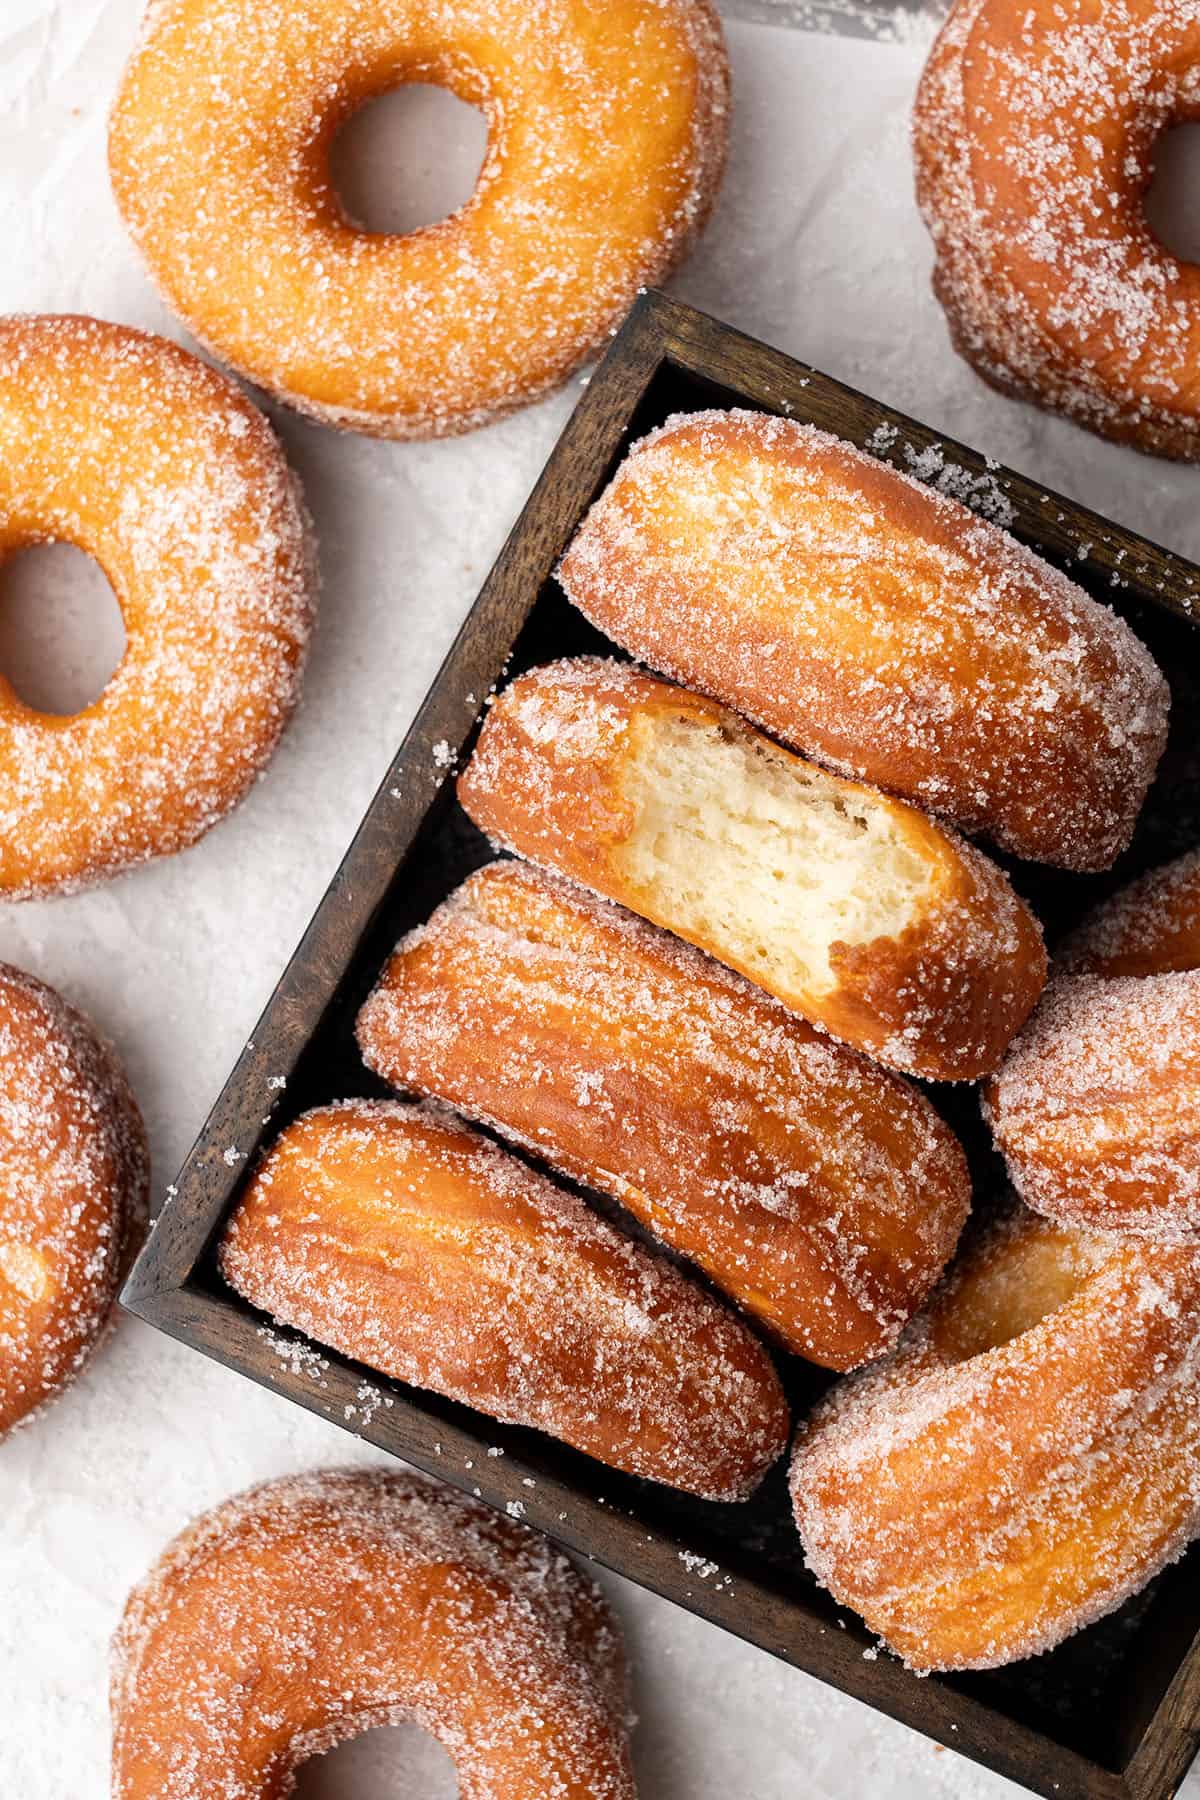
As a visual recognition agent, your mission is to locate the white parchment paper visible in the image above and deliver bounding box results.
[1,5,1197,1796]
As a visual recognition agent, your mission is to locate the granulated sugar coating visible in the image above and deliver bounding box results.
[0,962,148,1441]
[458,658,1047,1081]
[1059,847,1200,976]
[914,0,1200,460]
[790,1207,1200,1671]
[219,1100,789,1500]
[110,1466,637,1798]
[0,315,315,899]
[985,970,1200,1242]
[357,859,971,1371]
[108,0,729,439]
[557,409,1170,870]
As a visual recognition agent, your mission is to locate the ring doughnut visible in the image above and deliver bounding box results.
[557,410,1171,870]
[356,860,971,1371]
[1059,848,1200,978]
[914,0,1200,459]
[108,0,729,439]
[220,1100,789,1500]
[0,963,148,1440]
[457,659,1046,1081]
[112,1467,637,1798]
[0,315,315,899]
[789,1207,1200,1670]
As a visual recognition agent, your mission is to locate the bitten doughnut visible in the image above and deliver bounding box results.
[914,0,1200,459]
[457,660,1046,1080]
[0,963,148,1440]
[557,410,1170,869]
[109,0,728,439]
[986,970,1200,1242]
[1059,848,1200,977]
[0,315,314,898]
[790,1208,1200,1670]
[357,861,971,1370]
[220,1101,787,1499]
[112,1467,637,1798]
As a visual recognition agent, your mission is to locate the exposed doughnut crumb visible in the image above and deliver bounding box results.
[0,962,149,1440]
[985,971,1200,1242]
[356,859,970,1371]
[913,0,1200,459]
[790,1208,1200,1670]
[0,314,316,899]
[557,409,1170,871]
[219,1099,789,1500]
[109,0,729,438]
[111,1466,636,1797]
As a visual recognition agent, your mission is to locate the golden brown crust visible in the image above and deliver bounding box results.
[457,659,1046,1080]
[111,1467,637,1799]
[109,0,729,439]
[913,0,1200,460]
[0,314,315,898]
[985,970,1200,1242]
[219,1100,788,1499]
[557,410,1169,869]
[0,962,149,1440]
[357,861,970,1370]
[1058,849,1200,977]
[790,1209,1200,1670]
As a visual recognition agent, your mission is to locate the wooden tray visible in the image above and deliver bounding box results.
[123,290,1200,1800]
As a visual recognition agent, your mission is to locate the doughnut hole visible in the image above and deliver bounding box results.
[330,83,488,236]
[931,1218,1111,1363]
[294,1719,459,1797]
[1144,121,1200,264]
[0,542,125,717]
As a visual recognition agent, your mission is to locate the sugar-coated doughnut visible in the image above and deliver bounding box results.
[790,1208,1200,1670]
[0,963,148,1440]
[109,0,728,439]
[457,659,1046,1081]
[220,1100,788,1499]
[985,970,1200,1243]
[1059,849,1200,978]
[0,315,314,898]
[557,410,1170,870]
[112,1467,637,1798]
[357,861,971,1371]
[914,0,1200,459]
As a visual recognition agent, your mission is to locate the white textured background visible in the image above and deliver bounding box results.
[1,4,1199,1795]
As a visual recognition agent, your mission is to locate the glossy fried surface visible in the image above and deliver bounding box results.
[0,962,148,1439]
[1059,848,1200,977]
[790,1209,1200,1670]
[457,658,1045,1080]
[557,410,1169,869]
[914,0,1200,459]
[0,314,314,897]
[357,861,970,1370]
[110,0,728,438]
[112,1467,637,1799]
[220,1101,788,1499]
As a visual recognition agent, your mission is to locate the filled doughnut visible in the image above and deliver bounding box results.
[220,1100,788,1499]
[0,315,314,899]
[790,1207,1200,1670]
[357,860,971,1371]
[1059,849,1200,977]
[457,659,1046,1081]
[557,410,1170,869]
[0,963,148,1440]
[913,0,1200,460]
[985,970,1200,1242]
[112,1467,637,1798]
[109,0,729,439]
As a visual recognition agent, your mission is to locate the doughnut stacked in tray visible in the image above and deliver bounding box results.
[219,405,1200,1675]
